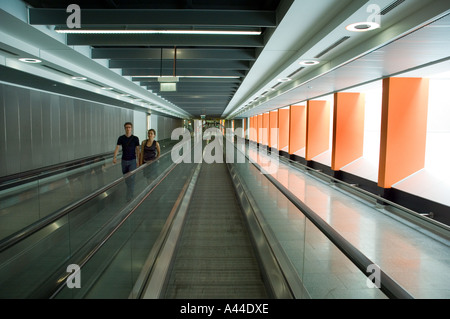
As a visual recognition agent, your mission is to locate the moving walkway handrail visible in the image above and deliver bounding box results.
[47,139,192,298]
[0,138,178,190]
[241,141,414,299]
[137,162,202,299]
[255,141,450,237]
[227,163,307,299]
[50,157,181,299]
[0,148,173,254]
[0,151,115,190]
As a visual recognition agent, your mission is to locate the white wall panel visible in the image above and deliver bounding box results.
[133,110,147,143]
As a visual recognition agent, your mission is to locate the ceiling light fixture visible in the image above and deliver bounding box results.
[18,58,41,63]
[55,29,261,35]
[158,47,178,92]
[101,87,113,90]
[299,60,320,66]
[277,78,292,82]
[138,75,240,79]
[72,76,87,80]
[345,22,380,32]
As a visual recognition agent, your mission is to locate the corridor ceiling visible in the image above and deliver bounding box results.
[0,0,449,119]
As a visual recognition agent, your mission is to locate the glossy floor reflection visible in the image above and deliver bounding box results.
[246,144,450,299]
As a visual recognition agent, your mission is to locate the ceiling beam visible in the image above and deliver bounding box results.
[147,82,237,90]
[29,9,277,27]
[150,95,235,100]
[134,77,241,83]
[139,78,240,84]
[67,34,264,47]
[167,100,231,105]
[124,69,245,77]
[147,90,237,95]
[93,48,256,60]
[109,60,250,70]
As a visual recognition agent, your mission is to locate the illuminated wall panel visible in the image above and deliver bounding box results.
[331,92,365,170]
[305,100,330,161]
[257,114,263,144]
[262,112,269,146]
[378,77,429,188]
[289,104,306,155]
[278,108,289,152]
[269,110,278,149]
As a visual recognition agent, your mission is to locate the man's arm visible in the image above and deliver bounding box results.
[135,145,140,167]
[113,145,120,164]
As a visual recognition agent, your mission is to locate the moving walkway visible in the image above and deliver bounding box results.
[2,134,444,299]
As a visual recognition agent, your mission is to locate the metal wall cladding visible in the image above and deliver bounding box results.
[0,85,6,176]
[151,114,183,141]
[0,83,133,177]
[157,114,165,140]
[168,117,182,140]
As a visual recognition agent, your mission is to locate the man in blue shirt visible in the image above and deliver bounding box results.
[113,122,140,200]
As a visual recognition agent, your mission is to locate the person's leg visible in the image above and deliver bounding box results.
[121,160,128,175]
[128,160,137,199]
[129,160,137,172]
[122,160,134,201]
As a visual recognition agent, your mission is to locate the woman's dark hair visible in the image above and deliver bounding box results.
[149,129,156,135]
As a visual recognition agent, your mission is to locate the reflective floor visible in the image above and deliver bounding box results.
[244,143,450,299]
[1,139,449,299]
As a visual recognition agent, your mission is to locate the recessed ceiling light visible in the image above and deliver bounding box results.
[18,58,42,63]
[72,76,87,80]
[277,78,292,82]
[120,93,130,97]
[299,60,320,66]
[345,22,380,32]
[101,87,113,90]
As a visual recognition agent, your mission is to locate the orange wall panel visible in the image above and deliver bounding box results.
[306,100,330,161]
[257,114,263,144]
[332,92,365,170]
[269,110,278,148]
[250,116,256,141]
[378,77,429,188]
[289,105,306,155]
[278,108,289,151]
[262,113,269,146]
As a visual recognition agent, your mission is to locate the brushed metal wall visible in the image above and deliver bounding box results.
[151,114,183,141]
[0,82,133,177]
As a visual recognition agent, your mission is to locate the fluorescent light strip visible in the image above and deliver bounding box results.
[137,75,241,79]
[55,30,261,35]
